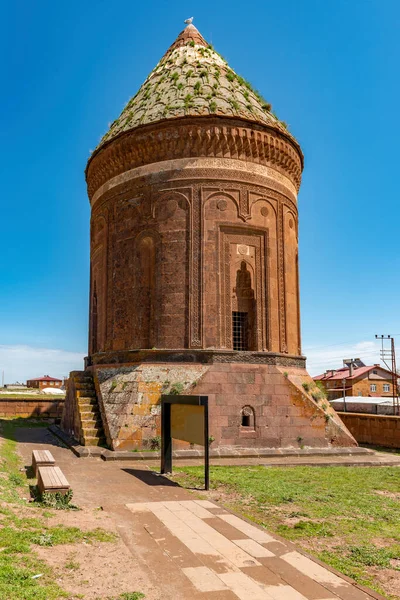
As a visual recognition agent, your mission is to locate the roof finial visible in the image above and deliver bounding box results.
[184,17,194,25]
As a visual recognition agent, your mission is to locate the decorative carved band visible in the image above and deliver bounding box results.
[89,348,306,368]
[86,118,303,199]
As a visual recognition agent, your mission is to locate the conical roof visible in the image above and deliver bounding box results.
[97,24,296,150]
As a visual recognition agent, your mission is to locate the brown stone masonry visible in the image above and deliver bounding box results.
[61,24,356,450]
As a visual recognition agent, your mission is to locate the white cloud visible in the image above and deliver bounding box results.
[0,345,85,384]
[304,340,382,376]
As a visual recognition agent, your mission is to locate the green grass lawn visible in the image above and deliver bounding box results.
[173,465,400,599]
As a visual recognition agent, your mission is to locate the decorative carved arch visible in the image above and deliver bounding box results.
[152,190,190,218]
[204,190,240,208]
[250,197,277,218]
[232,259,256,292]
[133,229,160,348]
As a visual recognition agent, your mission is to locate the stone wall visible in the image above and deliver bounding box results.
[331,401,396,416]
[0,397,64,419]
[93,362,356,450]
[94,364,208,449]
[338,412,400,449]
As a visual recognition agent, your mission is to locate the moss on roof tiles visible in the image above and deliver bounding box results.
[98,24,294,149]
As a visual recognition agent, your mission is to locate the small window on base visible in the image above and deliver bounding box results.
[240,406,255,429]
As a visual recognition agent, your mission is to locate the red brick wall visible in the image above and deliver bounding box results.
[338,412,400,449]
[0,398,64,418]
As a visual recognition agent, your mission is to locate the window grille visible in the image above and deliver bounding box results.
[232,312,248,351]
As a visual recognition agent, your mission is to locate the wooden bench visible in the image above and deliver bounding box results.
[32,450,55,476]
[37,466,70,495]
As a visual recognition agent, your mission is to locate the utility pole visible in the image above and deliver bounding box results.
[342,377,347,412]
[375,335,399,415]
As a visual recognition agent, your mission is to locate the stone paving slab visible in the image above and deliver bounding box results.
[126,500,381,600]
[15,427,385,600]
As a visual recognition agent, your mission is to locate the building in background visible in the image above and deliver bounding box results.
[314,359,395,401]
[3,383,27,390]
[26,376,63,391]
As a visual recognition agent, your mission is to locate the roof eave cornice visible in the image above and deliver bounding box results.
[85,114,304,180]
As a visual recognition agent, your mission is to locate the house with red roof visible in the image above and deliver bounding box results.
[26,375,63,391]
[313,359,396,401]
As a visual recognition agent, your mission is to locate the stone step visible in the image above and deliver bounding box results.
[80,407,100,417]
[73,375,94,384]
[81,417,102,428]
[82,436,106,447]
[77,396,97,406]
[79,409,101,421]
[75,382,95,391]
[76,389,96,398]
[82,426,103,438]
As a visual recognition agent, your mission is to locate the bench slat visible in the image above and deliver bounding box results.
[33,449,55,463]
[37,466,70,494]
[32,450,56,476]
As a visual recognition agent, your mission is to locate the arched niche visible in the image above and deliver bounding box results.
[90,213,108,354]
[283,209,299,355]
[250,198,277,222]
[153,191,190,348]
[204,191,240,219]
[231,260,256,351]
[241,405,255,429]
[133,231,159,348]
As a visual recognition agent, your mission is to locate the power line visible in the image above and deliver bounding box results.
[304,334,400,352]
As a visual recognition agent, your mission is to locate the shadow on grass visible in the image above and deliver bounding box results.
[360,443,400,455]
[25,465,36,480]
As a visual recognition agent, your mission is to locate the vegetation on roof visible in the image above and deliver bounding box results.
[97,29,293,149]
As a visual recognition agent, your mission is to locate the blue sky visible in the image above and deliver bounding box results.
[1,0,399,381]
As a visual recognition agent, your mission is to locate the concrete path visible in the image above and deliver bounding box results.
[15,427,384,600]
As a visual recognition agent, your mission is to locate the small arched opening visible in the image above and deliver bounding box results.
[241,405,255,429]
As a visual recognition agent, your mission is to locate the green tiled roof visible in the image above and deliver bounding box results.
[98,24,293,149]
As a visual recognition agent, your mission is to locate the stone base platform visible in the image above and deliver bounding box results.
[81,361,355,450]
[49,427,400,467]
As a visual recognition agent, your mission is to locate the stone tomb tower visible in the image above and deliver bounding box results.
[63,24,355,449]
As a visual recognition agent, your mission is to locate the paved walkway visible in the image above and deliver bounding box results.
[15,427,384,600]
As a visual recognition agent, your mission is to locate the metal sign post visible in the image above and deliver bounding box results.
[161,395,209,490]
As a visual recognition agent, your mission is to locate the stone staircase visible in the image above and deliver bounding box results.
[73,372,106,446]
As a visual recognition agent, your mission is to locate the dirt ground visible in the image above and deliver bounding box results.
[15,427,183,600]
